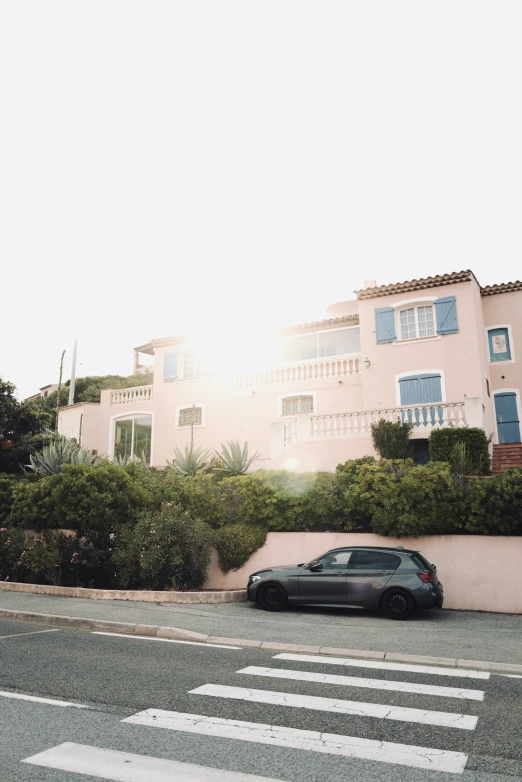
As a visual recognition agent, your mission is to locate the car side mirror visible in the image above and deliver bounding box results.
[309,562,323,572]
[297,563,305,568]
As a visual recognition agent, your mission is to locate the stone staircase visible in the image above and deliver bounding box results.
[492,443,522,474]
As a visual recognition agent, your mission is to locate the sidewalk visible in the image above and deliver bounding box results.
[1,590,522,666]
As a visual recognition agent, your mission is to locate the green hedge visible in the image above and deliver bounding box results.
[428,428,491,475]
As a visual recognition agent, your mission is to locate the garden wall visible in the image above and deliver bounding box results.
[204,532,522,614]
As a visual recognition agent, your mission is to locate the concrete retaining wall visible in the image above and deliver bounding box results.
[204,533,522,614]
[0,581,246,603]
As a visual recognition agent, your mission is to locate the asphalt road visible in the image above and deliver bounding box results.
[1,618,522,781]
[2,590,522,664]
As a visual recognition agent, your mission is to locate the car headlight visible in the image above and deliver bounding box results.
[248,575,262,584]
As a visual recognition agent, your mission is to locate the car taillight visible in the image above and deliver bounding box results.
[417,571,433,583]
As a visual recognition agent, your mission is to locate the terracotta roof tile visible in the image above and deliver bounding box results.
[355,270,475,300]
[480,280,522,296]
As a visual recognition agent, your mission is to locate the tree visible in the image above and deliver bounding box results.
[0,377,52,473]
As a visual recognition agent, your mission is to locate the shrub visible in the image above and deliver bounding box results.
[8,463,150,533]
[216,523,267,573]
[429,428,491,475]
[26,435,105,476]
[342,460,464,537]
[0,526,26,582]
[0,475,26,523]
[113,504,214,591]
[465,469,522,535]
[371,418,413,460]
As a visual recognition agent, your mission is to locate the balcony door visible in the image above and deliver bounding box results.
[494,392,521,443]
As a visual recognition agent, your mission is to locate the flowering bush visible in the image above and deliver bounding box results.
[0,526,27,582]
[113,504,214,591]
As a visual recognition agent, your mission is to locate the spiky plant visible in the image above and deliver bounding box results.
[166,444,214,476]
[214,440,260,476]
[113,451,149,468]
[26,435,104,475]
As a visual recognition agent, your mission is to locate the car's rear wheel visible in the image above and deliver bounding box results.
[257,582,288,612]
[382,588,415,620]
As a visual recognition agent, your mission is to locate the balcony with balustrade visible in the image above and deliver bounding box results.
[109,385,153,406]
[233,355,362,388]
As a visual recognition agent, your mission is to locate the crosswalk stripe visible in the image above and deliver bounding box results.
[123,709,468,773]
[91,632,242,649]
[0,690,87,708]
[190,683,478,730]
[22,742,287,781]
[273,653,490,680]
[237,666,485,701]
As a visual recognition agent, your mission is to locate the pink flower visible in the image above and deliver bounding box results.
[0,528,6,533]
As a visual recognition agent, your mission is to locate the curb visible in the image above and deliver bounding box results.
[0,582,247,604]
[2,608,522,675]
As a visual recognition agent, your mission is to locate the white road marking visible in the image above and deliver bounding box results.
[0,628,61,640]
[22,742,286,781]
[190,683,478,730]
[237,666,485,701]
[498,673,522,679]
[123,710,468,774]
[0,690,87,708]
[273,653,490,680]
[91,632,241,649]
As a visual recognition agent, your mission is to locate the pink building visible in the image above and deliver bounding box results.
[58,271,522,473]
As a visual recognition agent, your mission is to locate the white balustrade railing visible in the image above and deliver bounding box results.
[110,385,153,405]
[233,355,361,388]
[311,401,467,437]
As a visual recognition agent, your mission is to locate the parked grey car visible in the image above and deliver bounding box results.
[247,545,443,620]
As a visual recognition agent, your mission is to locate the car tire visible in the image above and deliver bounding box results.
[381,588,415,620]
[257,582,288,612]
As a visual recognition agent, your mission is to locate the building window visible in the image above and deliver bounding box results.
[399,306,435,340]
[114,416,152,465]
[280,327,360,363]
[281,395,314,415]
[488,327,512,362]
[183,353,204,379]
[178,406,203,427]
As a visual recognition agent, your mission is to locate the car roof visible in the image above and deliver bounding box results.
[326,546,419,555]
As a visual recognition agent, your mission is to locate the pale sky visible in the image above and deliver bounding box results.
[1,2,521,398]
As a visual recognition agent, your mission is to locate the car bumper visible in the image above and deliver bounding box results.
[415,582,444,609]
[247,582,260,603]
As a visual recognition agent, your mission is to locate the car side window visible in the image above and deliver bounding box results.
[317,551,352,569]
[380,553,401,571]
[349,551,384,570]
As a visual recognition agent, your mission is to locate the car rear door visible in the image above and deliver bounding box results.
[298,550,353,604]
[345,551,401,606]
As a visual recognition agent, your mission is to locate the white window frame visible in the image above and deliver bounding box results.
[176,404,205,429]
[491,387,522,444]
[485,324,516,365]
[394,370,447,407]
[278,391,317,417]
[396,301,437,342]
[280,325,361,364]
[179,352,206,381]
[109,411,155,465]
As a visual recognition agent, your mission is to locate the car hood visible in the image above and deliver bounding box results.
[250,565,303,577]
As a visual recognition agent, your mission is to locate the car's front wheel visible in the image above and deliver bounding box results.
[257,582,288,612]
[381,588,415,620]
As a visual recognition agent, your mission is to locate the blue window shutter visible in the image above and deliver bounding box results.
[488,328,511,362]
[435,296,458,334]
[164,352,177,382]
[419,373,442,403]
[375,307,396,343]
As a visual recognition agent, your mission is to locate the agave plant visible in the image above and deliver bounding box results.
[26,435,105,476]
[166,444,214,476]
[214,440,260,476]
[113,451,149,468]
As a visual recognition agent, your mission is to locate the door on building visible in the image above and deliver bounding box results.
[494,392,521,443]
[399,373,443,426]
